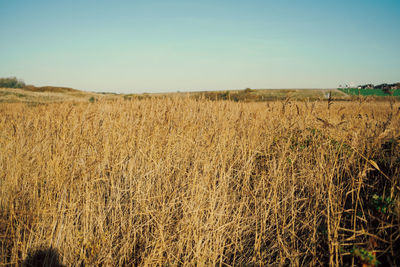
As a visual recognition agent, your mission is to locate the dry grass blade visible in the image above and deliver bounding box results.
[315,117,335,128]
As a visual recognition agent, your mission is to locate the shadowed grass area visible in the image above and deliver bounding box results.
[22,247,65,267]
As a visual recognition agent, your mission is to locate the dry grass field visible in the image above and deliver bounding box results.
[0,87,114,104]
[1,97,399,266]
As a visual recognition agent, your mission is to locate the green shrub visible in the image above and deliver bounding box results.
[0,77,25,88]
[351,247,380,266]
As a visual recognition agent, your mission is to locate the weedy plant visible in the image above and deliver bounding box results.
[371,194,395,215]
[0,97,399,266]
[351,247,380,267]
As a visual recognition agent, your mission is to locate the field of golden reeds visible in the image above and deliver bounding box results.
[1,97,399,266]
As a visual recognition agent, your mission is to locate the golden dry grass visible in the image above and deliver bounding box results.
[1,97,399,266]
[0,87,121,104]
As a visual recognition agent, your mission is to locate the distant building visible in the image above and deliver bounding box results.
[389,83,400,90]
[357,84,374,89]
[349,82,399,90]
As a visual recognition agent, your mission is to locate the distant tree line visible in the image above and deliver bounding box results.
[0,77,26,88]
[357,82,400,90]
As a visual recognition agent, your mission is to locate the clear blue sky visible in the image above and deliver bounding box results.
[1,0,399,93]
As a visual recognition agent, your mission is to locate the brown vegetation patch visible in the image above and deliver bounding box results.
[23,85,80,93]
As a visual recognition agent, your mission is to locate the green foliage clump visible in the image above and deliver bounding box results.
[0,77,25,88]
[371,194,394,215]
[351,247,380,266]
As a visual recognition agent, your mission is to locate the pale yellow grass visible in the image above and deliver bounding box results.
[0,87,107,103]
[0,98,399,266]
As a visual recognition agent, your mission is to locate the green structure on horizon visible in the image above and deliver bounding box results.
[339,88,400,97]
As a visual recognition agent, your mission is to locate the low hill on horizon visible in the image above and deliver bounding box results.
[23,85,81,93]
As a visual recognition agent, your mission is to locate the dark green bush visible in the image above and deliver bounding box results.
[0,77,25,88]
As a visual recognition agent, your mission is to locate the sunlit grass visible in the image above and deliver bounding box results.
[1,97,399,265]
